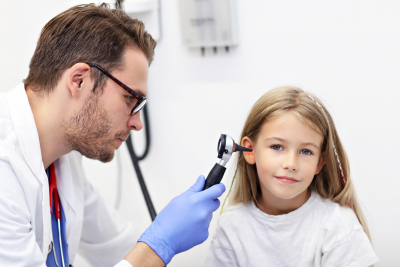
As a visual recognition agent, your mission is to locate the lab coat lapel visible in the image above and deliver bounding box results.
[6,84,44,183]
[6,84,51,258]
[55,156,76,239]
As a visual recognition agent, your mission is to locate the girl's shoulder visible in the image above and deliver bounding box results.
[312,192,365,242]
[217,202,252,229]
[217,193,364,239]
[312,193,378,265]
[219,202,249,218]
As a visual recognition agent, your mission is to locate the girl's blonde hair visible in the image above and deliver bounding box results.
[230,86,370,240]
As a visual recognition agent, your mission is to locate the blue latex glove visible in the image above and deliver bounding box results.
[138,175,225,265]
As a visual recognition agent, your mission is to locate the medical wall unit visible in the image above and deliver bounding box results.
[178,0,238,55]
[64,1,161,42]
[123,0,162,41]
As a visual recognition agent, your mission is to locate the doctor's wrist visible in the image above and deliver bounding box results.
[124,242,164,267]
[137,220,175,265]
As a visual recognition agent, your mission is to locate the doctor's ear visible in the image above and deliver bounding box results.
[241,136,256,165]
[66,63,93,99]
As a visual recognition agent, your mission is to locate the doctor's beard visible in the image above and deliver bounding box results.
[61,90,126,162]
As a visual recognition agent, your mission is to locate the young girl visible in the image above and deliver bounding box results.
[204,86,378,267]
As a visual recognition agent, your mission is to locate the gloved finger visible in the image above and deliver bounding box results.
[184,175,205,195]
[197,183,225,200]
[205,199,221,223]
[211,198,221,212]
[203,198,220,215]
[200,198,220,223]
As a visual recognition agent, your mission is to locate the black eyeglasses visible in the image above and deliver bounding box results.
[86,63,147,116]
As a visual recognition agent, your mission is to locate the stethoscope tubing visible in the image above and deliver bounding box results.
[58,219,66,267]
[125,105,157,221]
[49,163,66,267]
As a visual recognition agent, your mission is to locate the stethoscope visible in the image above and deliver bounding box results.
[48,163,66,267]
[125,105,157,221]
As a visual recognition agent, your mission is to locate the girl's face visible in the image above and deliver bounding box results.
[242,111,325,205]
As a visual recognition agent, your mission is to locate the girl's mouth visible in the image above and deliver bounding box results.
[275,176,299,184]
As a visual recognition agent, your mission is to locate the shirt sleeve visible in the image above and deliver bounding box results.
[321,228,379,267]
[113,259,133,267]
[203,220,239,267]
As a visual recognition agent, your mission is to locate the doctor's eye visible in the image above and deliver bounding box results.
[125,95,138,105]
[271,145,283,151]
[300,149,312,155]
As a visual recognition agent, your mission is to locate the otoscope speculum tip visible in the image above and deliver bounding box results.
[217,134,252,164]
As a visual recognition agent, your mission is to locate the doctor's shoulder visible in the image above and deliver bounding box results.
[0,92,21,174]
[0,92,12,142]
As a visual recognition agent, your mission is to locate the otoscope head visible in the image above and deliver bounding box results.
[217,134,252,165]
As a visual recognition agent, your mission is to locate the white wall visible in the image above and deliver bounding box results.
[1,1,399,266]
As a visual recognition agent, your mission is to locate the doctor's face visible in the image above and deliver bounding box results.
[62,48,148,162]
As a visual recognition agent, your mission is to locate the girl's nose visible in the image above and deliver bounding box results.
[282,152,298,172]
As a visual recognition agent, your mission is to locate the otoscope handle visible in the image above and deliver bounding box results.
[203,163,226,190]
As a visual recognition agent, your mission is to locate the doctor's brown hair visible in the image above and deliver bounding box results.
[230,86,371,241]
[23,3,156,95]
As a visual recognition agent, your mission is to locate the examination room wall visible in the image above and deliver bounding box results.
[1,1,399,266]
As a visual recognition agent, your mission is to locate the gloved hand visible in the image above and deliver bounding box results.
[137,175,225,265]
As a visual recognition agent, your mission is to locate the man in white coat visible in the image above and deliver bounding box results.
[0,3,225,267]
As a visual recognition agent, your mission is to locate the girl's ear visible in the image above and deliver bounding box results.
[242,136,256,165]
[315,151,326,174]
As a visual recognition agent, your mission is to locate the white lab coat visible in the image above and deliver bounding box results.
[0,84,137,267]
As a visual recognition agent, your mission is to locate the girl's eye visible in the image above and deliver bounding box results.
[300,149,312,155]
[271,145,283,151]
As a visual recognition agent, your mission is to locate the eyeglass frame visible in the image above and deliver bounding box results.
[86,62,147,116]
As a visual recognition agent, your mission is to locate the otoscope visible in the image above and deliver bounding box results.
[203,134,252,190]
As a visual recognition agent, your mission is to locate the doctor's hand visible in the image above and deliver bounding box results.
[137,175,225,265]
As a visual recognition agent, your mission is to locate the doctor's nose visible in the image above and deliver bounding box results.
[282,152,299,172]
[128,111,143,131]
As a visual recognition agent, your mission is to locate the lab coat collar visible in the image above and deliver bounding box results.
[6,84,44,184]
[6,84,51,258]
[6,83,77,209]
[6,84,76,252]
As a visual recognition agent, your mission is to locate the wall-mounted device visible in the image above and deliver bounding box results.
[178,0,238,55]
[123,0,162,41]
[63,0,162,42]
[203,134,251,190]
